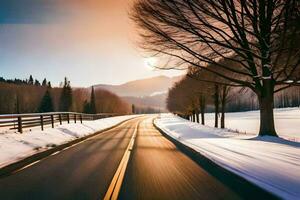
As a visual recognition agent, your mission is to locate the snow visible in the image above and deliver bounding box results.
[0,115,138,168]
[205,107,300,142]
[155,114,300,200]
[150,91,167,96]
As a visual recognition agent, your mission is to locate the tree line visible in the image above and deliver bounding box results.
[131,0,300,137]
[167,73,300,129]
[131,104,161,114]
[0,76,131,115]
[0,75,52,87]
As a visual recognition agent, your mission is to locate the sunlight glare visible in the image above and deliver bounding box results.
[144,57,157,70]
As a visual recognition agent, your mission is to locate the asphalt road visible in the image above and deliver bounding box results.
[0,116,273,200]
[118,117,241,200]
[0,118,141,200]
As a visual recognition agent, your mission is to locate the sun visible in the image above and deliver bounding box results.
[144,57,157,70]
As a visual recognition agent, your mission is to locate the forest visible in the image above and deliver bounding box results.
[0,75,131,115]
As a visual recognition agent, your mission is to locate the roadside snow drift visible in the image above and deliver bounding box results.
[155,114,300,200]
[0,115,138,168]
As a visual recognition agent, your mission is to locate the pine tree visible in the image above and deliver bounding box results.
[83,100,91,113]
[38,87,54,113]
[28,75,34,85]
[34,79,41,86]
[42,78,47,86]
[90,86,97,114]
[59,77,73,111]
[132,104,135,114]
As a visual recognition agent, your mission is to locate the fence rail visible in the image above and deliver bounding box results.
[0,112,119,133]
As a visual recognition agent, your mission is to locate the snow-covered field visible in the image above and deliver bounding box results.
[155,114,300,200]
[0,115,138,168]
[205,107,300,141]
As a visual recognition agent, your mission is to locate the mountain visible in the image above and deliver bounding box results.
[94,75,182,97]
[94,75,183,110]
[122,93,167,110]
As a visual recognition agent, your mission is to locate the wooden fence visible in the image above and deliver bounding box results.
[0,112,119,133]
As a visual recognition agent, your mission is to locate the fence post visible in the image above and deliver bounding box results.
[17,116,23,133]
[80,114,83,123]
[40,115,44,131]
[74,114,77,123]
[59,114,62,125]
[51,115,54,128]
[67,113,70,124]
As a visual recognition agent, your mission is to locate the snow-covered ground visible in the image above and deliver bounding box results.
[155,114,300,200]
[0,115,138,168]
[205,107,300,141]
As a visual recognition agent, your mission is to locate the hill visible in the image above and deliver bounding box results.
[94,75,183,110]
[95,75,182,97]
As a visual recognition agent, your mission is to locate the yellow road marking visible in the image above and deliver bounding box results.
[13,160,41,174]
[103,121,140,200]
[51,151,60,156]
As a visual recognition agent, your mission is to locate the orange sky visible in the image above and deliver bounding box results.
[0,0,183,87]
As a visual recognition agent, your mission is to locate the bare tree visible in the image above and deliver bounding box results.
[187,67,215,125]
[188,60,236,128]
[131,0,300,136]
[167,75,211,124]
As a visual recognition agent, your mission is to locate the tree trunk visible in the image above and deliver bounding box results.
[257,81,278,136]
[221,108,225,128]
[201,110,205,125]
[214,84,219,128]
[193,110,196,122]
[220,86,227,129]
[220,101,225,129]
[200,101,205,125]
[199,94,206,125]
[196,110,200,123]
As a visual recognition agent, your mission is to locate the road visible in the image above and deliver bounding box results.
[118,117,240,200]
[0,116,272,200]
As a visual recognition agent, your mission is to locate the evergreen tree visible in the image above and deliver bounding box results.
[59,77,73,111]
[90,86,97,114]
[83,100,91,113]
[132,104,135,114]
[28,75,34,85]
[34,79,41,86]
[38,87,54,112]
[42,78,47,86]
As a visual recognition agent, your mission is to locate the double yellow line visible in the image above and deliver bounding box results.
[103,121,139,200]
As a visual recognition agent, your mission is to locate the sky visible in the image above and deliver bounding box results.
[0,0,184,87]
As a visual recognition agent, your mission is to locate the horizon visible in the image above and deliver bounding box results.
[0,73,184,88]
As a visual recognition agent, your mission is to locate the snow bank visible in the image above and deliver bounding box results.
[0,115,138,168]
[205,107,300,141]
[155,114,300,200]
